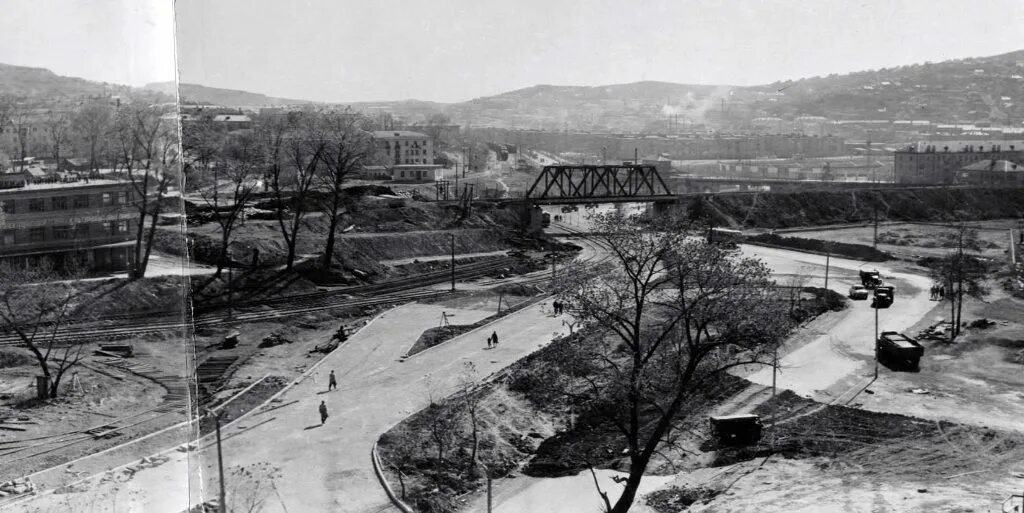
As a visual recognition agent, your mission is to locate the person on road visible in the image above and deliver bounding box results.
[319,401,329,425]
[491,331,498,346]
[328,370,337,391]
[486,336,492,349]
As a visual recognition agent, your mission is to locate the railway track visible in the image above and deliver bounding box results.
[0,258,519,347]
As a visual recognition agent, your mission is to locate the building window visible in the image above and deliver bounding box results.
[102,193,112,206]
[117,191,128,205]
[29,227,45,242]
[52,196,68,210]
[118,220,128,233]
[29,198,46,212]
[73,195,90,209]
[103,221,115,235]
[0,200,13,214]
[0,230,13,246]
[53,225,72,240]
[75,224,90,238]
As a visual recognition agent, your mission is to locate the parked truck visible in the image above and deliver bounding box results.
[859,269,882,289]
[871,284,895,308]
[877,331,924,371]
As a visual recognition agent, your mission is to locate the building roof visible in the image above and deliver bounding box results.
[372,130,428,139]
[213,115,252,123]
[961,159,1022,172]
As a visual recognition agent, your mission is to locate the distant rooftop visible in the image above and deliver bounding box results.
[213,114,252,123]
[372,130,428,139]
[961,159,1022,172]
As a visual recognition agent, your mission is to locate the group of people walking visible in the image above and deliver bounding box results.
[929,283,947,301]
[318,370,339,425]
[486,330,499,348]
[552,300,569,315]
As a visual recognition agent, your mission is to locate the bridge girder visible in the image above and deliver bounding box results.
[525,165,673,200]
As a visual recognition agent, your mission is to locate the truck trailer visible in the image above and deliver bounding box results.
[877,331,924,371]
[709,414,763,446]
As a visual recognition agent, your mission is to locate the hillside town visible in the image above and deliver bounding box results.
[1,2,1024,513]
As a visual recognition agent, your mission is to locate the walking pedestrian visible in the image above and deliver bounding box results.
[553,301,561,315]
[319,401,329,425]
[328,370,337,391]
[939,285,946,299]
[486,336,492,349]
[491,331,498,346]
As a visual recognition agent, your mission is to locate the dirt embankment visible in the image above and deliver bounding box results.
[160,196,522,273]
[684,187,1024,229]
[375,290,845,512]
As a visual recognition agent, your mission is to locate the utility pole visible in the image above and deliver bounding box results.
[226,249,234,320]
[824,243,831,291]
[873,206,879,249]
[449,233,456,292]
[203,409,227,513]
[634,147,638,165]
[874,305,879,380]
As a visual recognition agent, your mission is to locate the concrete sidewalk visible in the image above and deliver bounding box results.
[10,300,568,513]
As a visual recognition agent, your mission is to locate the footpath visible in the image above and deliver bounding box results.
[8,300,568,513]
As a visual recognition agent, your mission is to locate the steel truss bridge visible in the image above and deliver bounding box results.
[524,165,673,201]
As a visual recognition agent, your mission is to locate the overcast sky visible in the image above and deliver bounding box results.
[0,1,1021,103]
[0,0,175,87]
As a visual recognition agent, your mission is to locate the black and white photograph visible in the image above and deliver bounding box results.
[1,1,1024,512]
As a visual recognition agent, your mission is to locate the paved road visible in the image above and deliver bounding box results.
[9,301,568,513]
[739,245,933,398]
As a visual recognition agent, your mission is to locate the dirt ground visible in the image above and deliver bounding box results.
[850,286,1024,434]
[791,221,1015,260]
[0,343,170,480]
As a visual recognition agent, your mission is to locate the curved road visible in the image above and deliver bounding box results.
[6,242,942,513]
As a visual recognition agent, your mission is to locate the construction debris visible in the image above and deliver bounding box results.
[0,477,35,495]
[918,321,953,341]
[258,333,293,348]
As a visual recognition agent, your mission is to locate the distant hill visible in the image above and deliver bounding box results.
[747,49,1024,123]
[444,81,735,132]
[0,63,139,99]
[146,82,314,107]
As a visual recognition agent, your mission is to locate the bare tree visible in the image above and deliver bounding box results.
[552,212,792,513]
[71,100,114,173]
[199,131,260,277]
[315,109,373,269]
[6,98,35,170]
[112,103,179,279]
[43,110,71,171]
[930,224,989,340]
[0,261,88,399]
[263,111,326,270]
[458,361,484,476]
[225,462,282,513]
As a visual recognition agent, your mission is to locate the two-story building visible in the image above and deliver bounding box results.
[0,172,137,271]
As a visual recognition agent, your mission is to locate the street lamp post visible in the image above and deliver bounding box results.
[874,303,880,380]
[226,249,234,320]
[203,408,227,513]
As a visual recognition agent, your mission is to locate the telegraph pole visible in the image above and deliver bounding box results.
[824,244,831,291]
[449,233,456,292]
[874,305,880,380]
[873,206,879,249]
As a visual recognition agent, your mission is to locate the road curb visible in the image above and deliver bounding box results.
[401,294,552,362]
[371,441,414,513]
